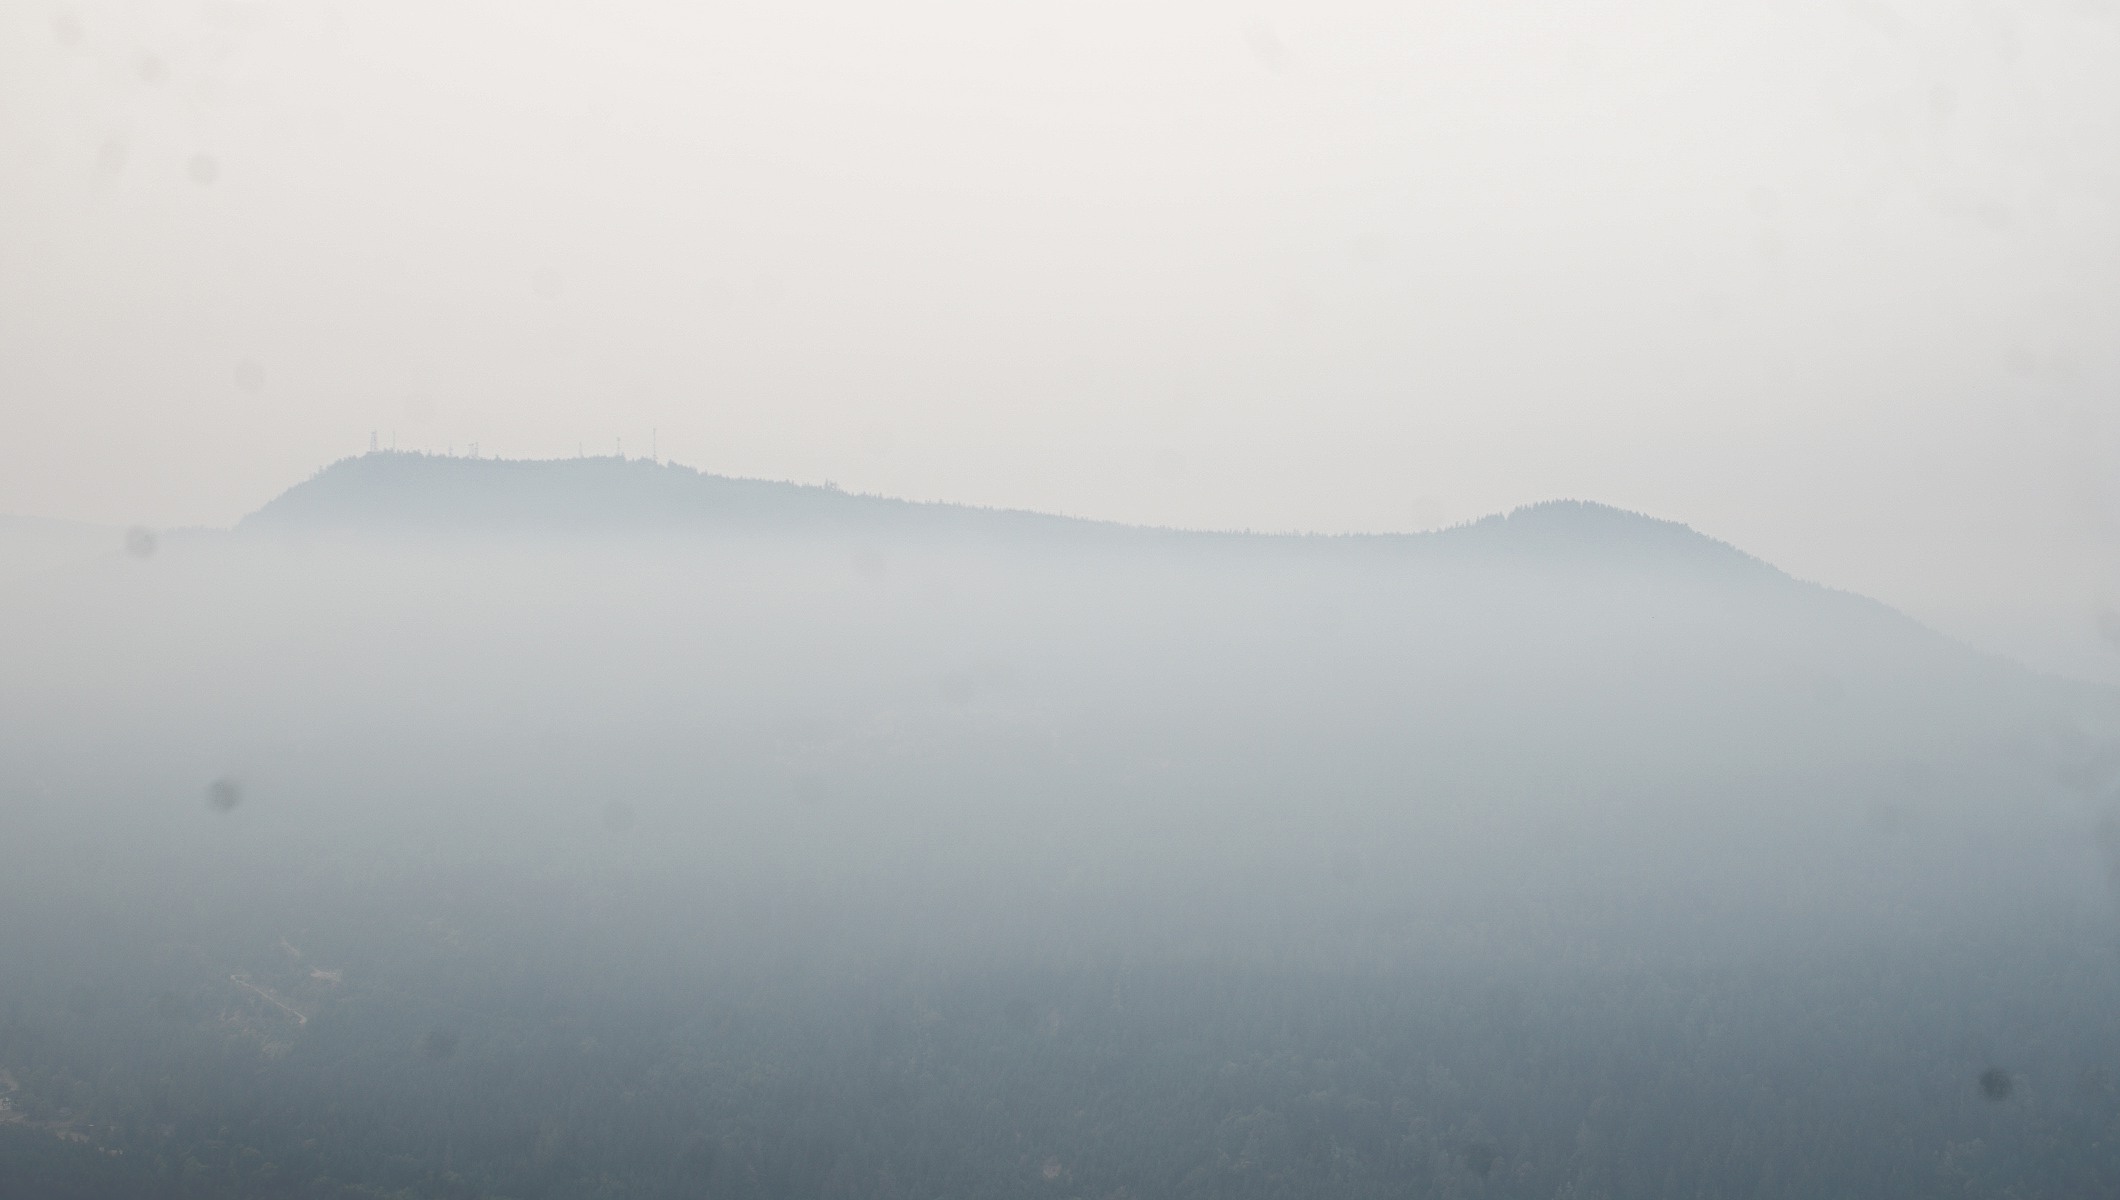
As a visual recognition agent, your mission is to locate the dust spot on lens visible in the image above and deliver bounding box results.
[601,801,636,832]
[1330,848,1363,883]
[2055,753,2110,795]
[1244,24,1290,72]
[135,54,166,84]
[234,359,265,392]
[125,527,157,558]
[936,660,1018,705]
[64,984,99,1018]
[1978,1067,2013,1101]
[2096,607,2120,653]
[187,152,219,185]
[2095,812,2120,901]
[1003,998,1036,1032]
[790,773,828,809]
[52,13,83,46]
[1348,231,1390,263]
[676,1134,719,1180]
[419,1028,459,1061]
[1867,799,1907,835]
[206,778,242,813]
[1460,1140,1499,1177]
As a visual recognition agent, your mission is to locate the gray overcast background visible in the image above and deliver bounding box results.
[3,0,2117,679]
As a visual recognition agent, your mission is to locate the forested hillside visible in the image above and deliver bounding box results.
[2,455,2117,1198]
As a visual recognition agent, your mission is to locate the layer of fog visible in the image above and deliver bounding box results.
[7,468,2120,1193]
[5,490,2114,970]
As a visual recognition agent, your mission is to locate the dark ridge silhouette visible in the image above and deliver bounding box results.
[239,453,1119,543]
[239,451,1772,575]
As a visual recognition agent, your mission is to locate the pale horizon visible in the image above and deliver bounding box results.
[6,1,2117,683]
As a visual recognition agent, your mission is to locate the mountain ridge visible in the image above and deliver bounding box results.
[239,451,1776,578]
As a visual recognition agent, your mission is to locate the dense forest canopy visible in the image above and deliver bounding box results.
[3,454,2119,1198]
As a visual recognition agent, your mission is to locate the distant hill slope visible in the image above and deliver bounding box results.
[239,453,1112,541]
[240,452,1774,579]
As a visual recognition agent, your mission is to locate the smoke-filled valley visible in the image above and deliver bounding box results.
[3,453,2120,1198]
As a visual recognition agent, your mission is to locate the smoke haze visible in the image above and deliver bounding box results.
[3,1,2118,678]
[5,3,2120,1195]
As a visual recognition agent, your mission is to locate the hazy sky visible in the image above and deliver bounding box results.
[3,0,2117,673]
